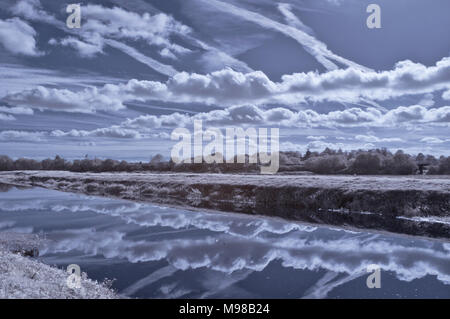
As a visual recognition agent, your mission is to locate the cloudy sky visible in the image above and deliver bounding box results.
[0,0,449,161]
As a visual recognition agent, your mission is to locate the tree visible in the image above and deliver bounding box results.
[150,154,164,164]
[438,156,450,174]
[52,155,66,170]
[14,158,41,170]
[0,156,14,171]
[351,152,382,174]
[305,155,347,174]
[101,159,117,171]
[390,150,417,175]
[416,153,426,164]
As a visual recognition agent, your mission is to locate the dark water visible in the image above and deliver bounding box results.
[0,185,449,299]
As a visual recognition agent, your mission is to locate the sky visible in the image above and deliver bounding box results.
[0,0,449,161]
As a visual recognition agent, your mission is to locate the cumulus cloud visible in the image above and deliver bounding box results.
[0,126,143,143]
[46,4,191,68]
[6,76,449,135]
[13,1,190,76]
[11,0,250,75]
[120,103,450,131]
[4,55,450,112]
[278,57,450,104]
[281,140,380,153]
[51,126,141,139]
[443,90,450,100]
[11,0,58,25]
[0,18,42,56]
[383,105,450,124]
[81,4,190,47]
[3,86,125,113]
[40,102,450,142]
[286,140,379,153]
[28,56,450,109]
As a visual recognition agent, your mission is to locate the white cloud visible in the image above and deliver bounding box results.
[0,18,42,56]
[281,140,378,153]
[306,136,327,140]
[420,137,446,144]
[42,102,445,145]
[0,64,117,97]
[279,57,450,104]
[306,140,345,150]
[443,90,450,101]
[0,114,15,121]
[0,106,33,121]
[11,0,58,25]
[193,40,253,73]
[0,130,44,141]
[384,105,450,124]
[49,4,191,68]
[355,135,403,143]
[32,57,448,109]
[49,37,104,58]
[5,69,450,128]
[419,93,435,107]
[51,126,141,139]
[160,48,177,60]
[11,0,251,76]
[104,39,178,77]
[81,4,190,46]
[278,3,314,35]
[14,2,190,76]
[199,0,370,71]
[0,106,34,115]
[4,86,125,113]
[0,126,142,143]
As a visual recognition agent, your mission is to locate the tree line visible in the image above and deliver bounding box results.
[0,148,449,175]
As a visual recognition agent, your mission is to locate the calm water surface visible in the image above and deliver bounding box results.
[0,185,449,298]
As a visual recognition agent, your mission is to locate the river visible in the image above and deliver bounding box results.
[0,185,449,298]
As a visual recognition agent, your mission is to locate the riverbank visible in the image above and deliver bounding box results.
[0,232,119,299]
[0,171,449,239]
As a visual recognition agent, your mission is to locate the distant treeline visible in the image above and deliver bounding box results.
[1,148,449,175]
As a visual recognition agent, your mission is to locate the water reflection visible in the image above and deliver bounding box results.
[0,185,449,298]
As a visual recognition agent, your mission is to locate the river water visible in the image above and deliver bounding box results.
[0,185,449,298]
